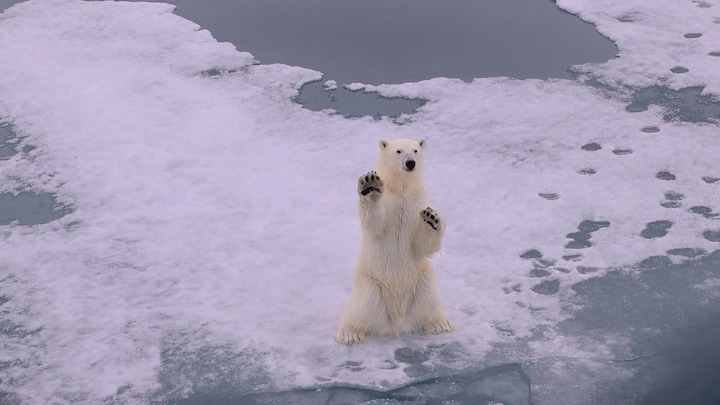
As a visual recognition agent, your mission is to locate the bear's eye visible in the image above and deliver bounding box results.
[396,150,402,154]
[413,149,417,153]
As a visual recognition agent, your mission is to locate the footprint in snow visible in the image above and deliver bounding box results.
[578,168,596,175]
[581,142,602,151]
[691,0,712,8]
[656,171,676,181]
[689,206,719,219]
[641,220,673,239]
[661,191,684,209]
[538,193,559,200]
[531,279,560,295]
[641,126,661,133]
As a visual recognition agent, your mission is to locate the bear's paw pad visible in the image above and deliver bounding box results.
[421,207,441,231]
[358,171,384,197]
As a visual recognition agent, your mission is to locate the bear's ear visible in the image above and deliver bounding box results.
[419,139,427,149]
[379,140,389,150]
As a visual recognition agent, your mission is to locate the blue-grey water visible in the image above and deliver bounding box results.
[151,0,617,84]
[131,0,618,119]
[0,0,17,11]
[0,124,70,225]
[292,81,427,120]
[0,123,17,159]
[626,86,720,124]
[561,251,720,405]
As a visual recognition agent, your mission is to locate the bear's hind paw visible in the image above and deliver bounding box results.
[335,327,368,345]
[421,316,455,335]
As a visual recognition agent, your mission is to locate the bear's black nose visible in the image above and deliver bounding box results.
[406,160,416,170]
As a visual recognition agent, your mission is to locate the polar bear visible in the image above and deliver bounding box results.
[335,138,455,345]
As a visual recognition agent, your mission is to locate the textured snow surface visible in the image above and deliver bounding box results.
[558,0,720,94]
[0,0,719,404]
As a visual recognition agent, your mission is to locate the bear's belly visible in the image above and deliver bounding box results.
[360,232,420,274]
[358,195,429,275]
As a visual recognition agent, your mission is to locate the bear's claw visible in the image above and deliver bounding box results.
[421,207,441,231]
[358,171,384,198]
[335,327,368,345]
[422,316,456,335]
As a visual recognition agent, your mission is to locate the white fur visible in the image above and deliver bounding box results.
[335,138,455,345]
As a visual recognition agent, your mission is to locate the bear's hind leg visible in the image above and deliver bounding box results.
[407,264,455,335]
[335,276,392,345]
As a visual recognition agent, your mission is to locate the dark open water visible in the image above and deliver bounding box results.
[148,0,618,119]
[154,0,617,84]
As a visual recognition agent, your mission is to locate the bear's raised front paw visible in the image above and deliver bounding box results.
[335,326,368,345]
[358,171,383,198]
[421,207,441,231]
[422,316,456,335]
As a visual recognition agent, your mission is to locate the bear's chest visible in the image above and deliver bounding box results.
[385,195,426,235]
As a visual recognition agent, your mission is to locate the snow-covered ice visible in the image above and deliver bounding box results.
[323,80,338,91]
[0,0,719,404]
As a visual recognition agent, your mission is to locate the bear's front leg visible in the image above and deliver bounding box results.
[358,171,383,199]
[413,207,445,257]
[357,171,387,236]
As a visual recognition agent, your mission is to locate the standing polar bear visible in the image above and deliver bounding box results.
[335,138,455,345]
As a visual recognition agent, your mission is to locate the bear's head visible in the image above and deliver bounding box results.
[377,138,427,176]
